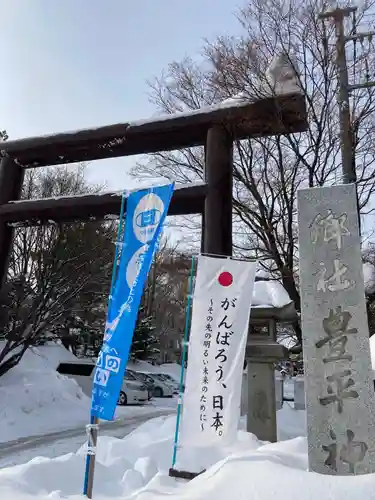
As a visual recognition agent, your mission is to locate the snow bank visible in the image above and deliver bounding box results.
[0,414,273,499]
[127,361,182,382]
[126,359,159,373]
[157,363,182,381]
[2,407,375,500]
[0,344,90,443]
[0,343,175,444]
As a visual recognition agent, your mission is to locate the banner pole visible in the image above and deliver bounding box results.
[83,416,99,499]
[171,255,196,470]
[83,191,127,498]
[108,191,128,302]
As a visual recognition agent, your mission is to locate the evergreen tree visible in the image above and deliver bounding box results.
[130,309,159,361]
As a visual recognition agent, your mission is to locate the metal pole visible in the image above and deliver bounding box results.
[83,190,127,498]
[83,416,99,499]
[170,255,196,470]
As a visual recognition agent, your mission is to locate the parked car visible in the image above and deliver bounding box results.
[156,373,181,391]
[153,373,179,394]
[117,371,148,406]
[137,371,174,398]
[56,360,95,397]
[127,369,153,400]
[131,370,156,393]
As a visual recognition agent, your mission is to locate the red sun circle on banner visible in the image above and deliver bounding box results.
[218,271,233,287]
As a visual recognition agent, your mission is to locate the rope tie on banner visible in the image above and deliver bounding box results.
[86,424,100,432]
[85,424,100,455]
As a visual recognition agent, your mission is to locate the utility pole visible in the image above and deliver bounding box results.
[319,6,356,184]
[319,5,375,230]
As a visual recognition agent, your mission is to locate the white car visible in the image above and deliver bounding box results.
[154,373,180,393]
[158,373,180,388]
[137,371,175,398]
[117,371,149,406]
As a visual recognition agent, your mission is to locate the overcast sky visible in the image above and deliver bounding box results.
[0,0,241,190]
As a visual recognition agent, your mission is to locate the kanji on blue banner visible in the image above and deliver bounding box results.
[90,183,174,421]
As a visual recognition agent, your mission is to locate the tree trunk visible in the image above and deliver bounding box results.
[0,343,29,378]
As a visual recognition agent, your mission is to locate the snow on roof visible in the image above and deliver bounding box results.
[9,182,205,204]
[4,53,302,156]
[127,53,303,128]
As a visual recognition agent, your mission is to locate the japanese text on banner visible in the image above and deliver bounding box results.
[179,256,257,448]
[90,184,174,421]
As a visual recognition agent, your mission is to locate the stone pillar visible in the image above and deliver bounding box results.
[298,184,375,475]
[203,126,233,256]
[294,376,305,410]
[275,374,284,411]
[246,319,288,442]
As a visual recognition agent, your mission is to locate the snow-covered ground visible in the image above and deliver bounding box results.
[3,339,375,499]
[0,407,173,470]
[0,345,321,500]
[0,408,303,500]
[0,344,90,443]
[0,343,176,444]
[0,404,373,500]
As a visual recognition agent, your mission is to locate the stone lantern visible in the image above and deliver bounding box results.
[244,281,298,443]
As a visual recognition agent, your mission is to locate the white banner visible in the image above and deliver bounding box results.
[179,255,257,448]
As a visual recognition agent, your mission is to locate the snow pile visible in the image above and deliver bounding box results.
[0,343,90,443]
[157,363,181,381]
[2,408,375,500]
[0,342,177,444]
[221,52,302,107]
[127,360,182,382]
[252,280,292,308]
[126,359,159,373]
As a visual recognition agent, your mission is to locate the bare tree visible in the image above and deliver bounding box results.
[0,166,114,376]
[141,241,192,362]
[133,0,375,344]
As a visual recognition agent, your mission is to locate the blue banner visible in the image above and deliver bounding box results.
[90,183,174,420]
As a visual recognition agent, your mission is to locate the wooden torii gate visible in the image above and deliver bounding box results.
[0,88,306,287]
